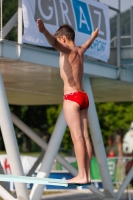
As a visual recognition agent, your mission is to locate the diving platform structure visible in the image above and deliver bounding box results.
[0,1,133,200]
[1,40,133,105]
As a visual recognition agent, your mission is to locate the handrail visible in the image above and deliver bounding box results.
[111,35,131,47]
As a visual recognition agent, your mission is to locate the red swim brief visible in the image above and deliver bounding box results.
[64,91,89,110]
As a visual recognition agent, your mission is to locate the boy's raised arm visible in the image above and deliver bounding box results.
[81,28,99,53]
[37,18,70,54]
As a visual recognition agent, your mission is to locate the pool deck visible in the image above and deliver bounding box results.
[41,189,133,200]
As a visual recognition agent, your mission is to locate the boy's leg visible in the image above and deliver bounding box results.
[81,108,92,182]
[63,100,88,183]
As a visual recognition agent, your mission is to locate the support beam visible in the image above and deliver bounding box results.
[26,151,45,177]
[30,109,67,200]
[11,112,105,199]
[83,75,115,199]
[2,12,18,39]
[0,185,16,200]
[0,40,118,80]
[116,167,133,200]
[0,73,29,200]
[11,113,77,176]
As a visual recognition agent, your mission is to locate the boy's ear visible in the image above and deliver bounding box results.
[62,35,67,43]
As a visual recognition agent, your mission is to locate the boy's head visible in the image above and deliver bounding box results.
[54,24,75,42]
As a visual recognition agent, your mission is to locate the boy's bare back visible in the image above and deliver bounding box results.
[37,19,98,94]
[59,46,84,94]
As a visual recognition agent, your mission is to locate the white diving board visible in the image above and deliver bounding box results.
[0,174,68,187]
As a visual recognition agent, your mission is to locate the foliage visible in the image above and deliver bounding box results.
[96,102,133,145]
[46,105,61,134]
[11,105,50,132]
[9,104,73,153]
[3,0,18,25]
[5,102,133,153]
[1,101,133,153]
[8,105,52,152]
[2,0,18,41]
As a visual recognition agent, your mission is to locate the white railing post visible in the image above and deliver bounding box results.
[117,0,121,67]
[131,7,133,45]
[18,0,22,44]
[0,0,2,40]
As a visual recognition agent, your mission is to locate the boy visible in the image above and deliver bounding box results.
[37,18,98,185]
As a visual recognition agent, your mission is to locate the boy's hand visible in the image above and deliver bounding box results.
[91,28,99,39]
[37,18,46,33]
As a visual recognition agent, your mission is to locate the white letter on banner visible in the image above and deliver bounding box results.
[79,6,90,30]
[94,10,104,36]
[60,0,71,25]
[38,0,53,20]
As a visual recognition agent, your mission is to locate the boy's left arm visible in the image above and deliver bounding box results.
[81,28,99,53]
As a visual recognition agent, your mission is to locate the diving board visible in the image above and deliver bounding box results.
[0,174,68,187]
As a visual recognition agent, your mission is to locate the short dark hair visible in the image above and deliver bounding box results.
[54,24,75,41]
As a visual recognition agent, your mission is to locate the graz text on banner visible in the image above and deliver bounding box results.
[22,0,110,62]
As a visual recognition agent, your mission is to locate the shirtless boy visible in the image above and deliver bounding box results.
[37,18,98,185]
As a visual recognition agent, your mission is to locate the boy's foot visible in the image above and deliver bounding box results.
[66,175,91,185]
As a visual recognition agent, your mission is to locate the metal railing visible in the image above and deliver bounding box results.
[111,36,131,47]
[1,0,133,67]
[0,0,2,40]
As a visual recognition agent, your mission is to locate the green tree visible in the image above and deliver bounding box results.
[96,102,133,145]
[2,0,18,41]
[6,102,132,153]
[9,105,52,152]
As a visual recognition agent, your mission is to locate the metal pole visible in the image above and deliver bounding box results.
[26,151,45,177]
[0,185,16,200]
[11,112,105,199]
[0,74,29,200]
[18,0,22,58]
[130,7,133,45]
[83,75,115,199]
[2,12,18,39]
[18,0,22,44]
[116,167,133,200]
[0,0,2,40]
[30,109,67,200]
[117,0,121,67]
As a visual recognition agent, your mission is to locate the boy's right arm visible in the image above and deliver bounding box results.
[81,28,99,53]
[37,19,70,54]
